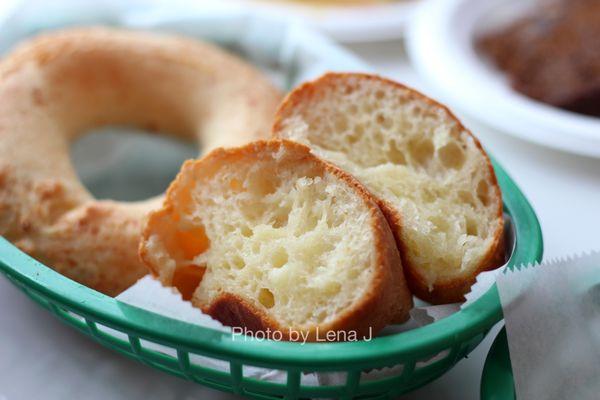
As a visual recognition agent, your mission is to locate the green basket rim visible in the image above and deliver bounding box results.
[481,327,515,400]
[0,158,543,370]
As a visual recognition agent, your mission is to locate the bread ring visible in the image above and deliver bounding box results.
[0,27,282,295]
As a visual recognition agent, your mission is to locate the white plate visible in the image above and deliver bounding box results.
[238,0,420,43]
[406,0,600,158]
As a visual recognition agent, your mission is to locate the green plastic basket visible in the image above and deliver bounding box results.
[0,159,541,399]
[481,328,515,400]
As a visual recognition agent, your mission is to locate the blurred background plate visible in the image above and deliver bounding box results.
[237,0,420,42]
[406,0,600,158]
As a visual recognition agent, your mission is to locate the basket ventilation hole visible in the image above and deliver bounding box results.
[242,365,286,380]
[189,353,231,373]
[139,338,177,358]
[415,348,451,369]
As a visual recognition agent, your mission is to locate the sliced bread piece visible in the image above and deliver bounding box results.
[273,73,505,304]
[139,139,412,341]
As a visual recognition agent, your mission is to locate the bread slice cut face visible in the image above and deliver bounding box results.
[139,139,412,341]
[273,73,505,304]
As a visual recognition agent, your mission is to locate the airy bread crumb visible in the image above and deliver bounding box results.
[273,73,505,303]
[140,139,412,340]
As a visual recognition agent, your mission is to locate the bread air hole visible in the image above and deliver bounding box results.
[438,141,466,169]
[271,248,288,268]
[387,141,407,165]
[477,179,490,206]
[408,138,434,167]
[271,209,290,229]
[258,288,275,308]
[232,255,245,269]
[458,190,477,207]
[466,217,478,236]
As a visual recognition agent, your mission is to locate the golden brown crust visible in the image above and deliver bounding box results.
[140,139,413,341]
[0,27,282,296]
[273,72,505,304]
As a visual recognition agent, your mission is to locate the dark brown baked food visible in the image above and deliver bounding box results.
[477,0,600,117]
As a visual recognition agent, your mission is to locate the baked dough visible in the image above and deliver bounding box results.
[139,139,413,340]
[273,73,504,303]
[0,27,281,295]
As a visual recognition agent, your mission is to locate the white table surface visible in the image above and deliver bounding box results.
[2,10,600,400]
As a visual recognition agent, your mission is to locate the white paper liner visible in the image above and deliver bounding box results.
[497,251,600,400]
[118,276,315,384]
[116,258,504,386]
[116,274,459,385]
[116,214,514,385]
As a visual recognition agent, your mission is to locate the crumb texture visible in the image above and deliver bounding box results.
[142,141,380,329]
[275,74,503,289]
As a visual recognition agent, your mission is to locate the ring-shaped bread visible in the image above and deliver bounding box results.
[0,27,282,295]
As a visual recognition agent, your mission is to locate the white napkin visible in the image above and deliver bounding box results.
[497,252,600,400]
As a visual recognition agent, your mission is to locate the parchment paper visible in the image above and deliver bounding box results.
[115,216,514,384]
[497,252,600,400]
